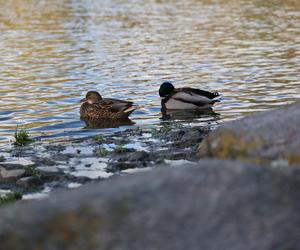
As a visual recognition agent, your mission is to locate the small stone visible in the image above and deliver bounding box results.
[16,176,43,189]
[2,158,34,166]
[0,167,26,181]
[127,151,149,162]
[45,145,66,152]
[182,130,200,141]
[36,166,60,175]
[54,154,71,162]
[0,163,26,170]
[107,162,137,172]
[34,158,56,166]
[169,152,189,160]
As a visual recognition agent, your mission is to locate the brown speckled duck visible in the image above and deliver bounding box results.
[80,91,137,120]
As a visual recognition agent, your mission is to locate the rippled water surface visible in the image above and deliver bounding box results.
[0,0,299,145]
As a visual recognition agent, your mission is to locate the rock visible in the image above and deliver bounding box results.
[107,162,138,172]
[127,151,149,162]
[45,145,66,152]
[168,151,191,160]
[16,177,43,189]
[53,154,71,162]
[36,166,60,175]
[1,158,35,166]
[199,101,300,165]
[0,163,26,170]
[33,158,56,166]
[34,166,62,182]
[0,167,25,182]
[182,129,199,141]
[107,151,151,172]
[0,160,299,250]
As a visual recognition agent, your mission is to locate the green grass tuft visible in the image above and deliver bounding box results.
[114,145,126,154]
[14,127,33,146]
[0,192,22,206]
[25,166,42,178]
[159,122,183,133]
[94,135,104,142]
[95,148,108,157]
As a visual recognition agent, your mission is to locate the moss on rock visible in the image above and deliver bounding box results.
[198,102,300,166]
[199,131,264,163]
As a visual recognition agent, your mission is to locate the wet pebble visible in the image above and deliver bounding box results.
[36,166,61,176]
[0,163,27,170]
[127,151,150,162]
[107,162,138,172]
[16,176,43,189]
[45,145,66,152]
[0,167,26,182]
[53,154,72,162]
[33,157,56,166]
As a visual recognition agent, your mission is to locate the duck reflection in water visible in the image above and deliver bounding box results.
[161,108,220,121]
[82,117,134,129]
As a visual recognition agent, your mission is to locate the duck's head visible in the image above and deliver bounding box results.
[159,82,175,98]
[81,91,102,104]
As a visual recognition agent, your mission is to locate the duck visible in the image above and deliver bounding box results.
[159,81,220,110]
[80,91,137,120]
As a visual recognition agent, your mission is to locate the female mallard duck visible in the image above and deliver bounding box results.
[159,82,220,110]
[80,91,137,120]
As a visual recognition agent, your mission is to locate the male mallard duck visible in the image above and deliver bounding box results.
[80,91,136,120]
[159,82,220,110]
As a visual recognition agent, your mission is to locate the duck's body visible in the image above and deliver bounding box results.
[80,91,136,120]
[159,82,220,110]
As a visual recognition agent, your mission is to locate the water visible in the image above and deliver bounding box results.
[0,0,299,145]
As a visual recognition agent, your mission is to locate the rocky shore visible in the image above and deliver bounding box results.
[0,122,211,199]
[0,101,299,249]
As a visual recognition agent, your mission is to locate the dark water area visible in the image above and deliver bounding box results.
[0,0,299,145]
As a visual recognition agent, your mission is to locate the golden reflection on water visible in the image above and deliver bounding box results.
[0,0,299,144]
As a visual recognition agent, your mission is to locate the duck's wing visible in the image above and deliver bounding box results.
[170,89,219,106]
[80,102,103,119]
[180,88,220,99]
[101,98,136,113]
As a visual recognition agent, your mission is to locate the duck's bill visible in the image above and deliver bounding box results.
[80,98,86,103]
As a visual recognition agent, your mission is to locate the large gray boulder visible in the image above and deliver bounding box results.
[199,101,300,165]
[0,160,300,250]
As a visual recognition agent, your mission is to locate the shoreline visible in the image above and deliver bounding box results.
[1,101,299,202]
[1,120,212,200]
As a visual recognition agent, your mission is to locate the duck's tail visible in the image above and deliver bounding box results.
[212,94,222,102]
[123,105,138,114]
